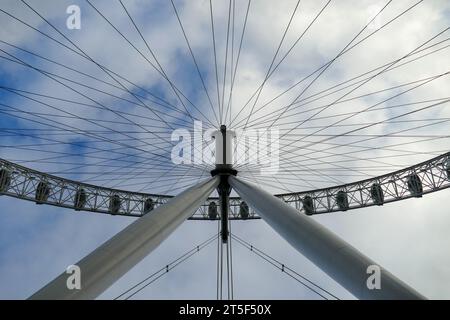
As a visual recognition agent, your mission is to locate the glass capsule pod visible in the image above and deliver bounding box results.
[302,196,314,215]
[336,190,349,211]
[0,168,12,193]
[109,194,121,214]
[208,201,218,220]
[74,187,87,210]
[370,183,384,206]
[445,157,450,180]
[35,181,51,204]
[239,201,249,219]
[144,198,154,214]
[407,173,423,198]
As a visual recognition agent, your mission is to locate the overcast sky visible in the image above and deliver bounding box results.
[0,0,449,299]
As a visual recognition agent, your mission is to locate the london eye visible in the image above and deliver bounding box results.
[0,0,449,300]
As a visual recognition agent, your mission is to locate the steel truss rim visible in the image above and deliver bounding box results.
[1,151,449,219]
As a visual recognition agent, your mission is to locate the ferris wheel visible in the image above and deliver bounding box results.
[0,0,449,300]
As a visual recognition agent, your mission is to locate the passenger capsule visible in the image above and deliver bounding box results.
[208,201,218,220]
[35,181,51,204]
[302,196,314,215]
[445,158,450,180]
[407,174,423,197]
[336,190,349,211]
[0,168,12,193]
[370,183,384,206]
[144,198,154,214]
[239,201,249,219]
[74,188,87,210]
[109,194,121,214]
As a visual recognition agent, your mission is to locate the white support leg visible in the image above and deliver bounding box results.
[229,176,424,300]
[30,177,219,300]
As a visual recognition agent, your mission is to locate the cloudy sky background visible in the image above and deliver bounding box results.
[0,0,449,299]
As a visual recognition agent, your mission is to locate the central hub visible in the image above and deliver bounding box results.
[210,125,236,244]
[210,125,237,177]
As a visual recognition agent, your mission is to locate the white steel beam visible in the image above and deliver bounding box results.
[30,177,219,300]
[229,176,424,300]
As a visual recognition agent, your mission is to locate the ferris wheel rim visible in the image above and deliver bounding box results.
[1,151,449,219]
